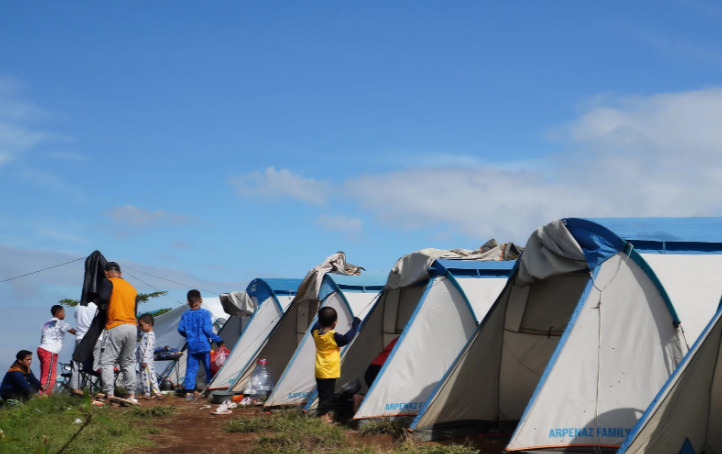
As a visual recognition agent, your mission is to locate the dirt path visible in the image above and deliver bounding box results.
[133,397,260,454]
[123,396,507,454]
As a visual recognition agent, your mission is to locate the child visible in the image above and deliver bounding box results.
[178,290,224,400]
[311,307,361,422]
[137,313,162,400]
[38,305,76,395]
[0,350,44,402]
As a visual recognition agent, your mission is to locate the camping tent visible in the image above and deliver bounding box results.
[410,217,722,452]
[263,274,386,408]
[616,303,722,454]
[227,275,382,396]
[207,278,301,392]
[304,258,515,418]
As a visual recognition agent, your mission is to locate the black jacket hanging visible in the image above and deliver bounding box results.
[73,251,109,363]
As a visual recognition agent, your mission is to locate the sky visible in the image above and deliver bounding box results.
[1,0,722,372]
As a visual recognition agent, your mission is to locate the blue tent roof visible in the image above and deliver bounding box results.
[255,278,303,295]
[583,217,722,244]
[567,218,722,256]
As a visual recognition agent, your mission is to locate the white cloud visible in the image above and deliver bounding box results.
[0,75,51,167]
[232,88,722,242]
[230,167,332,205]
[104,205,192,227]
[317,214,363,234]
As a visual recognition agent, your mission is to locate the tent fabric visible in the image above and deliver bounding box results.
[220,291,257,317]
[263,273,385,408]
[617,306,722,454]
[410,217,722,450]
[290,252,365,308]
[301,255,515,418]
[204,278,301,391]
[384,243,522,290]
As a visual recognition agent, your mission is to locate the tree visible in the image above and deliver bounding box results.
[58,291,172,316]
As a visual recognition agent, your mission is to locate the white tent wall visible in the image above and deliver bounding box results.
[507,253,686,451]
[354,277,479,419]
[265,288,381,407]
[456,277,508,322]
[211,295,291,390]
[618,309,722,454]
[641,254,722,343]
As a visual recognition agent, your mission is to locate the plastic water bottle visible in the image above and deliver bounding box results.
[248,359,275,402]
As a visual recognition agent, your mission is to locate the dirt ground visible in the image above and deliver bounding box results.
[124,395,508,454]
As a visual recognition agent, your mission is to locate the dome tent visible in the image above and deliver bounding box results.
[205,278,301,392]
[262,273,386,408]
[304,247,519,418]
[410,218,722,452]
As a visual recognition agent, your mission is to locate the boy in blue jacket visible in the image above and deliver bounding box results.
[1,350,44,402]
[178,290,224,399]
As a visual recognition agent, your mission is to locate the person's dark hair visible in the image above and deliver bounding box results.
[187,289,202,304]
[318,307,338,328]
[51,305,64,316]
[16,350,32,362]
[139,313,155,326]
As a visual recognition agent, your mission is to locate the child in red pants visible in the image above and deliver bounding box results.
[37,305,76,394]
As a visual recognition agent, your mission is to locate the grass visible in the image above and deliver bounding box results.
[358,420,409,438]
[125,405,177,418]
[0,394,158,454]
[223,410,481,454]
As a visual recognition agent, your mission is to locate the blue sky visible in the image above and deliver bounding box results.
[1,0,722,371]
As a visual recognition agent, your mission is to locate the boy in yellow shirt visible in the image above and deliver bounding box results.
[311,307,360,422]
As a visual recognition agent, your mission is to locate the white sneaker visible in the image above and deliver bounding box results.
[127,397,139,404]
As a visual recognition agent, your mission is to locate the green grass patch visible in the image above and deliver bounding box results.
[0,394,158,453]
[224,410,346,452]
[125,405,177,418]
[358,420,409,438]
[223,410,480,454]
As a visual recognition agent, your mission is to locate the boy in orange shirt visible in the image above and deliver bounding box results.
[311,307,360,422]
